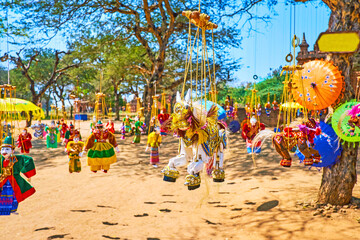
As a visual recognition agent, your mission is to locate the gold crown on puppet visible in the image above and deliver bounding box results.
[1,136,15,149]
[161,166,180,182]
[184,174,201,190]
[212,169,225,182]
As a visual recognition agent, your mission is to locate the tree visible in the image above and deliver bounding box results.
[296,0,360,205]
[3,0,275,123]
[6,49,80,105]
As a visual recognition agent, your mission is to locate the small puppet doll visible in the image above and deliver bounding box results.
[65,133,84,173]
[45,121,60,148]
[0,136,36,215]
[146,126,162,168]
[16,128,32,154]
[82,120,120,173]
[105,119,115,134]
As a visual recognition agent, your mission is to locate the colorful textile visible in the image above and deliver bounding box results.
[106,122,115,133]
[0,180,18,215]
[67,141,84,173]
[84,129,118,171]
[31,123,45,138]
[45,126,59,148]
[123,117,133,133]
[150,147,159,164]
[60,123,68,138]
[17,133,32,154]
[0,155,36,204]
[64,129,81,147]
[133,120,143,143]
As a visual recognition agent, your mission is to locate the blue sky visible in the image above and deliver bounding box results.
[0,1,331,88]
[232,0,331,86]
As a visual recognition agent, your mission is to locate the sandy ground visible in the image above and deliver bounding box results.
[1,120,360,240]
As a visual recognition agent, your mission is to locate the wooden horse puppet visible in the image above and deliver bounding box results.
[252,118,322,167]
[161,90,227,190]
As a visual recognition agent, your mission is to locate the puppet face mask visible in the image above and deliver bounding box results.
[1,147,13,159]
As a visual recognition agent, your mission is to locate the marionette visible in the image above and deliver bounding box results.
[60,118,68,139]
[256,103,262,117]
[2,120,12,138]
[16,128,32,154]
[123,115,133,133]
[120,122,126,140]
[90,116,96,133]
[233,102,238,119]
[105,119,115,134]
[158,108,170,136]
[132,116,143,144]
[45,121,60,148]
[0,136,36,215]
[82,120,120,173]
[245,103,251,118]
[242,116,265,153]
[63,123,81,147]
[31,120,46,139]
[265,102,272,117]
[56,120,61,142]
[272,99,279,111]
[297,118,322,165]
[146,126,162,167]
[65,133,84,173]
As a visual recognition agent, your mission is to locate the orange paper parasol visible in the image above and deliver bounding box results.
[292,60,343,110]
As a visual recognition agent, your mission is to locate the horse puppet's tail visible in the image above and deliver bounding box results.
[251,129,276,168]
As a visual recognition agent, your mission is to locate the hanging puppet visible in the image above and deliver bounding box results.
[272,99,279,111]
[242,116,265,153]
[253,118,322,167]
[161,91,227,190]
[31,120,46,139]
[265,102,271,117]
[146,126,162,167]
[105,119,115,134]
[158,108,170,136]
[16,128,32,154]
[60,118,68,139]
[123,115,133,133]
[45,121,60,148]
[2,120,12,139]
[63,123,81,148]
[0,136,36,215]
[82,120,120,173]
[120,122,126,140]
[132,116,143,144]
[66,133,84,173]
[90,116,96,133]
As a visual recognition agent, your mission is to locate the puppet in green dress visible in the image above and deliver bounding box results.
[45,121,60,148]
[0,136,36,215]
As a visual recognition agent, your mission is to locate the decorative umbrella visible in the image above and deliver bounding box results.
[292,60,344,110]
[331,101,360,142]
[0,98,45,119]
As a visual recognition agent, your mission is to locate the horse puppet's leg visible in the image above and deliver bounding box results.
[162,139,192,182]
[298,140,321,165]
[273,136,292,167]
[184,143,208,190]
[212,143,225,182]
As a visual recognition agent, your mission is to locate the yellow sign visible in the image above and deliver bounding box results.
[316,32,360,53]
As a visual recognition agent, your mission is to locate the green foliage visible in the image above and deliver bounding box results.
[218,67,284,106]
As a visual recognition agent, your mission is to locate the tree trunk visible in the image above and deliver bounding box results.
[114,83,120,121]
[317,0,360,205]
[45,96,50,118]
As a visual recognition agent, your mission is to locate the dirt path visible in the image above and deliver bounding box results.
[1,120,360,240]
